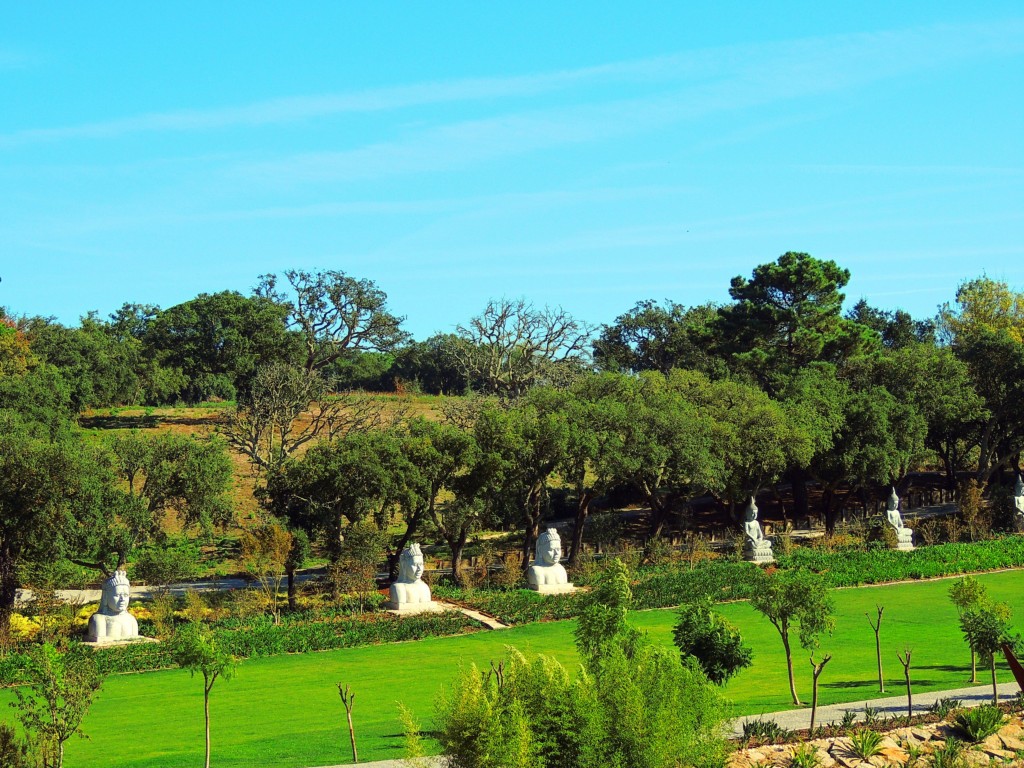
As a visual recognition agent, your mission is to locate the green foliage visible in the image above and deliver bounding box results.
[739,718,791,745]
[132,537,201,587]
[749,567,834,704]
[672,598,753,684]
[789,742,821,768]
[953,705,1004,742]
[10,643,104,768]
[718,252,876,394]
[593,300,726,378]
[780,536,1024,585]
[143,290,297,404]
[928,738,965,768]
[928,697,963,718]
[0,721,33,768]
[847,728,883,758]
[574,558,636,666]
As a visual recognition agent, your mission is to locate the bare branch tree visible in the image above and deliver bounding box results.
[450,298,595,398]
[256,268,408,373]
[222,363,402,475]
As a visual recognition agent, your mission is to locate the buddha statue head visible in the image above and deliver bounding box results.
[398,544,425,583]
[100,570,131,616]
[887,487,900,512]
[744,497,759,522]
[535,529,562,567]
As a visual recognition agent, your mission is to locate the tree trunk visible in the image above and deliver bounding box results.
[0,545,18,638]
[822,486,838,536]
[286,566,297,611]
[648,494,668,538]
[449,534,468,588]
[520,486,543,572]
[782,632,800,705]
[791,468,809,522]
[971,648,977,683]
[568,491,594,565]
[204,683,212,768]
[388,509,422,582]
[991,656,999,705]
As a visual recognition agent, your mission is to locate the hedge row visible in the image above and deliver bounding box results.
[436,535,1024,625]
[0,610,479,682]
[776,535,1024,586]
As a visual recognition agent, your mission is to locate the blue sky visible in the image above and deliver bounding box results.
[2,2,1022,339]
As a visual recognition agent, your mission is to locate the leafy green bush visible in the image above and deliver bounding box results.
[672,598,752,684]
[929,697,963,718]
[777,536,1024,586]
[739,718,791,746]
[953,705,1005,742]
[0,611,480,681]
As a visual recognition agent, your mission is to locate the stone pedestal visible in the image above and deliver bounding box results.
[387,600,445,616]
[530,583,578,595]
[83,635,159,649]
[744,540,775,564]
[894,529,915,551]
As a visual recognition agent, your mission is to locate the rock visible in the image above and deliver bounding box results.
[999,733,1024,752]
[879,746,909,763]
[815,748,836,768]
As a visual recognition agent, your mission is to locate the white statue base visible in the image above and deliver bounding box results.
[83,635,159,649]
[530,583,578,595]
[386,600,445,615]
[894,531,914,551]
[744,541,775,564]
[527,563,574,593]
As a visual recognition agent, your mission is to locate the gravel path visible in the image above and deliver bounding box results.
[731,681,1022,737]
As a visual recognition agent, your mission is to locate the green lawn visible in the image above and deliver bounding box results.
[5,571,1021,768]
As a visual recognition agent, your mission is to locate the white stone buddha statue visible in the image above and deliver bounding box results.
[742,497,774,563]
[885,487,914,550]
[527,529,575,594]
[388,544,434,612]
[86,570,139,643]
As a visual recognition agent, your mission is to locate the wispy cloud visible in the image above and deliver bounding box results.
[232,19,1024,184]
[3,18,1022,152]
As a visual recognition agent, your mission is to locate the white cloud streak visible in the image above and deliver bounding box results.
[2,18,1022,153]
[232,19,1024,184]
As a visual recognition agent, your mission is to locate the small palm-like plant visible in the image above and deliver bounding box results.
[928,697,963,719]
[954,704,1004,742]
[788,742,820,768]
[847,728,883,759]
[929,738,965,768]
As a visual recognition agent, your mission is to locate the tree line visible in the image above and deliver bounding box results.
[2,252,1024,631]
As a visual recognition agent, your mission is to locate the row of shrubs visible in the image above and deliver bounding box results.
[437,535,1024,625]
[0,609,477,683]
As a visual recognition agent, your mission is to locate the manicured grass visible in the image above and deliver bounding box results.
[4,572,1021,767]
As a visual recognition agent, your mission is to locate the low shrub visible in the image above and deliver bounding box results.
[953,705,1004,742]
[0,610,480,681]
[740,718,791,745]
[777,536,1024,586]
[928,697,963,719]
[789,742,820,768]
[847,728,883,759]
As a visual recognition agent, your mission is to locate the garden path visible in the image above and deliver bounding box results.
[731,681,1021,737]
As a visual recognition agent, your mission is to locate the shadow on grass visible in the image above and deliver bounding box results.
[822,679,942,690]
[80,414,159,430]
